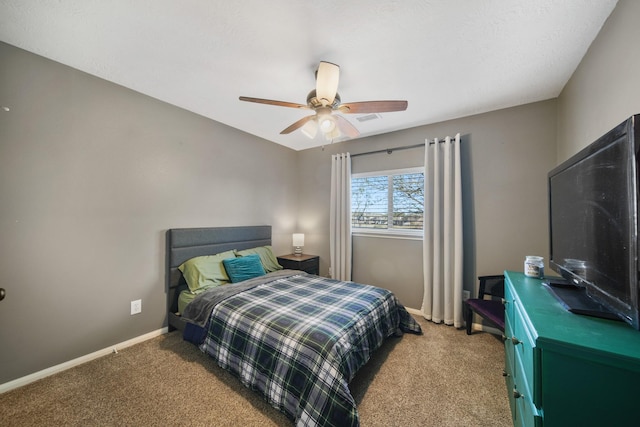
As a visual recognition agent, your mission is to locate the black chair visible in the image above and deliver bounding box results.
[464,275,505,335]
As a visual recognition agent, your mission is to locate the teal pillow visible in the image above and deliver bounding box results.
[223,254,266,283]
[178,250,236,292]
[235,246,283,273]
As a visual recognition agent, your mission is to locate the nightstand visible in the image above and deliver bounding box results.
[277,254,319,275]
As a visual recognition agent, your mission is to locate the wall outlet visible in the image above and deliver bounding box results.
[130,299,142,315]
[462,290,471,301]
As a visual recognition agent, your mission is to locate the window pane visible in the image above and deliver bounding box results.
[392,173,424,230]
[351,175,388,229]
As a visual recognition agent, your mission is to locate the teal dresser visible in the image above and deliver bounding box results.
[503,271,640,427]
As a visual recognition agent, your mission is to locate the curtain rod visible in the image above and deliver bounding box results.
[350,138,451,158]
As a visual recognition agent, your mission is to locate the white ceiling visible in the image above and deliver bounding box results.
[0,1,618,151]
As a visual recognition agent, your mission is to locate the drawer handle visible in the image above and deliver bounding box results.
[511,336,522,345]
[502,370,510,377]
[513,389,523,399]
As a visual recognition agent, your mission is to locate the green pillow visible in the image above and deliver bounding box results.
[178,250,236,292]
[235,246,283,273]
[223,254,266,283]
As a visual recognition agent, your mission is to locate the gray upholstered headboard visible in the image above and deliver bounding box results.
[166,225,272,330]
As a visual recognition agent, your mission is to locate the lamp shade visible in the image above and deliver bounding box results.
[292,233,305,247]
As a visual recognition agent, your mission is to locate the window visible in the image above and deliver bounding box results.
[351,167,424,237]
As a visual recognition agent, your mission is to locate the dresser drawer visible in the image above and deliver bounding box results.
[504,359,516,424]
[514,389,541,427]
[504,316,516,424]
[504,316,515,379]
[505,275,543,427]
[504,281,516,328]
[511,324,542,427]
[512,301,537,405]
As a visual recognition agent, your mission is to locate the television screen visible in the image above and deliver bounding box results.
[548,116,639,329]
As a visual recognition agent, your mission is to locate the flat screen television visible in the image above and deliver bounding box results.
[548,114,640,330]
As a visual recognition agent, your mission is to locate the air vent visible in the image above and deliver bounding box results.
[356,113,381,122]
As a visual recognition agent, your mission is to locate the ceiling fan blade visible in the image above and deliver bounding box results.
[334,115,360,138]
[316,61,340,106]
[280,115,316,134]
[339,100,408,114]
[239,96,308,110]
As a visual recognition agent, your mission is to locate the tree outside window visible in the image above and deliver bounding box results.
[351,168,424,235]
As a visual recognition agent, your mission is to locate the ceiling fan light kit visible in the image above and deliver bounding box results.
[300,120,318,139]
[239,61,408,141]
[318,112,336,132]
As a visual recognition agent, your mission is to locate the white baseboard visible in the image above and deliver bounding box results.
[470,323,502,336]
[405,307,502,336]
[0,327,168,394]
[2,311,501,394]
[405,307,423,316]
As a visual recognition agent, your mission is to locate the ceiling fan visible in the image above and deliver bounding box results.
[239,61,408,140]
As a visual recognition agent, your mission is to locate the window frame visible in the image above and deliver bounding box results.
[351,167,424,240]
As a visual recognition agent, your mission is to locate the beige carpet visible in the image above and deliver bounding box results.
[1,317,511,426]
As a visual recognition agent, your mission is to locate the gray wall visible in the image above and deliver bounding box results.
[2,0,637,386]
[296,100,558,309]
[0,42,299,384]
[297,0,640,312]
[557,0,640,161]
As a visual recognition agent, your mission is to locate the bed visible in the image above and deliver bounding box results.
[166,226,422,426]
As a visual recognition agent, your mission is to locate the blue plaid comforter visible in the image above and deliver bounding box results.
[192,271,422,426]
